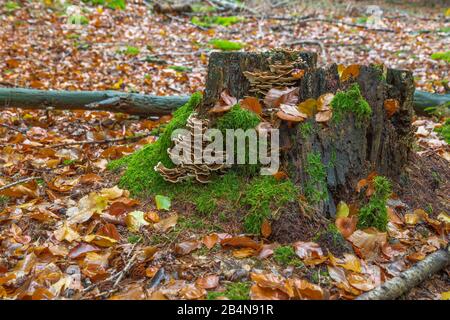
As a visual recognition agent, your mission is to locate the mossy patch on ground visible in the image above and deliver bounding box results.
[207,282,251,300]
[208,39,244,51]
[191,16,244,28]
[435,118,450,143]
[331,83,372,124]
[430,51,450,63]
[358,176,392,231]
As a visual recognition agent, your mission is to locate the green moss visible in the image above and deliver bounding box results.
[107,93,202,195]
[120,46,140,56]
[4,1,20,12]
[331,83,372,124]
[304,151,328,204]
[299,122,315,139]
[431,51,450,63]
[435,118,450,144]
[167,65,192,73]
[273,246,303,267]
[208,39,244,51]
[358,176,392,231]
[207,282,251,300]
[242,176,298,234]
[216,105,260,131]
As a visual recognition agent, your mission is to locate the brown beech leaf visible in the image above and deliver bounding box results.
[145,211,160,223]
[240,97,262,115]
[232,248,256,258]
[335,216,358,238]
[250,272,294,297]
[347,273,376,292]
[347,228,387,261]
[264,87,299,108]
[340,64,360,82]
[96,223,121,241]
[109,284,146,300]
[258,243,277,259]
[153,214,178,232]
[221,236,260,250]
[174,240,201,255]
[327,266,361,296]
[180,284,206,300]
[209,90,237,113]
[196,275,219,289]
[277,104,308,122]
[272,171,288,181]
[79,173,103,184]
[329,253,362,273]
[261,219,272,238]
[384,99,400,118]
[293,279,327,300]
[293,241,326,265]
[203,233,219,249]
[250,284,290,300]
[68,243,100,259]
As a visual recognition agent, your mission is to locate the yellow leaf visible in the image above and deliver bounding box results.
[340,64,360,82]
[441,291,450,300]
[126,211,150,232]
[84,234,117,247]
[404,213,420,225]
[54,222,80,243]
[437,212,450,224]
[297,98,317,117]
[336,201,350,218]
[112,78,124,90]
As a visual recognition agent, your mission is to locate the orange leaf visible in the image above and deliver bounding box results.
[203,233,219,249]
[240,97,262,115]
[221,236,260,250]
[335,216,357,238]
[261,219,272,238]
[96,223,120,241]
[250,273,294,297]
[293,279,327,300]
[250,284,290,300]
[340,64,360,82]
[384,99,399,118]
[272,171,288,181]
[232,248,256,258]
[196,275,219,289]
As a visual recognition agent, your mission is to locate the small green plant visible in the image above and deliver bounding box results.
[358,176,392,231]
[431,51,450,63]
[68,14,89,25]
[356,16,368,24]
[63,159,77,166]
[208,39,244,51]
[304,151,328,204]
[82,0,126,10]
[435,118,450,144]
[437,26,450,33]
[0,195,9,207]
[128,234,142,244]
[119,46,140,56]
[331,83,372,124]
[207,282,251,300]
[4,1,20,12]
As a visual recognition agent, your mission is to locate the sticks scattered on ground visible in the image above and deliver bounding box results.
[49,133,154,148]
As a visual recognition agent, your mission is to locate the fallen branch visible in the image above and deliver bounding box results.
[0,87,190,116]
[0,87,448,117]
[0,176,40,192]
[356,246,450,300]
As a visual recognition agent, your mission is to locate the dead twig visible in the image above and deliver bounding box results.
[0,176,41,192]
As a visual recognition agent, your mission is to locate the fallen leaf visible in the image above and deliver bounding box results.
[221,236,260,250]
[347,273,376,291]
[335,216,357,238]
[179,284,206,300]
[315,110,333,122]
[336,201,350,218]
[293,241,326,265]
[202,233,219,249]
[196,275,219,289]
[329,253,362,273]
[174,240,201,255]
[153,214,178,232]
[84,234,117,247]
[250,284,290,300]
[54,222,80,243]
[347,228,387,260]
[250,272,294,297]
[232,248,256,258]
[125,211,150,232]
[297,98,317,117]
[240,97,262,115]
[340,64,360,82]
[293,279,327,300]
[68,243,100,259]
[384,99,399,118]
[261,219,272,238]
[155,195,171,211]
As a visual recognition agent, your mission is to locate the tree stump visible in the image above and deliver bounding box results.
[198,51,414,240]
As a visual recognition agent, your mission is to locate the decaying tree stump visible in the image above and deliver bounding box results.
[199,51,415,238]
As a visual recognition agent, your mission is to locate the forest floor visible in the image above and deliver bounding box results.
[0,1,448,300]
